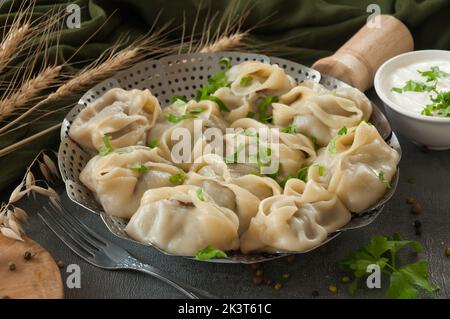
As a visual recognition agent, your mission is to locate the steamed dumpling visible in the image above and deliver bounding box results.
[272,82,372,146]
[125,185,240,256]
[69,88,161,153]
[240,180,351,253]
[227,61,293,97]
[79,146,180,218]
[309,122,400,213]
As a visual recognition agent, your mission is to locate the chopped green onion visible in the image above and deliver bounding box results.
[171,95,188,103]
[257,96,278,123]
[240,76,253,86]
[148,138,158,149]
[166,113,197,123]
[129,163,149,174]
[378,171,391,189]
[281,125,296,134]
[99,135,114,156]
[246,111,255,118]
[195,245,227,260]
[196,188,205,201]
[169,172,186,184]
[219,57,231,70]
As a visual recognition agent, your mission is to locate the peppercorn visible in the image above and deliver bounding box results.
[252,276,263,286]
[311,290,320,298]
[286,255,296,264]
[255,269,263,277]
[57,260,65,268]
[411,202,423,215]
[445,248,450,257]
[340,276,351,284]
[23,251,33,261]
[414,220,422,228]
[8,262,16,271]
[406,196,414,205]
[328,285,337,294]
[281,272,290,280]
[274,282,282,290]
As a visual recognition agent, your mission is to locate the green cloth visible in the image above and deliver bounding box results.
[1,0,449,189]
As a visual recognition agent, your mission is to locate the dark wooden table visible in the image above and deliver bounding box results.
[2,91,449,299]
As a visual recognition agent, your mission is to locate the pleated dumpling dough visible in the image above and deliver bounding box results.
[69,88,161,153]
[240,180,351,253]
[227,61,293,97]
[125,185,240,256]
[309,122,400,213]
[272,82,372,146]
[79,146,181,218]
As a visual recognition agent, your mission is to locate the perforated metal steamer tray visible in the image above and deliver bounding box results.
[58,52,402,264]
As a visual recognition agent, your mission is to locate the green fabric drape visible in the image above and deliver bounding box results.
[0,0,449,189]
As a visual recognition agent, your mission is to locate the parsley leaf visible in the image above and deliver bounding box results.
[240,76,253,86]
[196,188,205,201]
[129,163,149,174]
[169,172,186,184]
[418,66,449,82]
[148,138,158,149]
[165,113,197,124]
[99,135,114,156]
[257,96,278,123]
[338,235,437,299]
[281,124,297,134]
[195,245,227,260]
[171,95,187,103]
[378,171,392,189]
[392,80,435,93]
[328,127,348,154]
[219,57,231,70]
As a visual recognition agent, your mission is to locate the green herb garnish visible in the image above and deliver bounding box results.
[195,84,230,112]
[196,188,205,201]
[310,136,320,150]
[240,76,253,86]
[257,96,278,123]
[165,113,197,124]
[392,80,436,93]
[418,66,449,82]
[338,234,438,299]
[246,111,255,118]
[281,125,296,134]
[169,172,186,184]
[148,138,158,149]
[225,143,244,163]
[328,127,348,154]
[99,135,114,156]
[297,164,312,182]
[171,95,188,103]
[314,164,325,176]
[188,106,206,114]
[378,171,391,189]
[195,245,227,260]
[219,57,231,70]
[129,163,149,174]
[421,91,450,117]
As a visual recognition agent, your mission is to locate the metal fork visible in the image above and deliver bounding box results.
[38,203,217,299]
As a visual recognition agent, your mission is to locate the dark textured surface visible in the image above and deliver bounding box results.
[1,91,449,299]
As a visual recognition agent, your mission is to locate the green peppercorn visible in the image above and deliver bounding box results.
[340,276,351,284]
[281,272,290,280]
[328,285,337,294]
[406,196,414,205]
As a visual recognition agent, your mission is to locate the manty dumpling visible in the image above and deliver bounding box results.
[227,61,293,97]
[272,82,372,146]
[125,185,240,256]
[79,146,181,218]
[186,154,260,234]
[240,180,351,253]
[308,122,400,213]
[69,88,161,154]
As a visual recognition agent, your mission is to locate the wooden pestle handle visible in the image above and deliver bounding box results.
[312,15,414,92]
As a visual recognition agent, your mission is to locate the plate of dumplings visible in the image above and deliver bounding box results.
[58,52,401,263]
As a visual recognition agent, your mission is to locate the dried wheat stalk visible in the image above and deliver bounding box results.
[0,150,59,241]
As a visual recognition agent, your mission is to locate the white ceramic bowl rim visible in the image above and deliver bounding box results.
[374,50,450,123]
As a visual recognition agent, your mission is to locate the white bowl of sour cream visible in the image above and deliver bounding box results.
[375,50,450,150]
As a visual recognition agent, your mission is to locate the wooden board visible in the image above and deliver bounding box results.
[0,235,64,299]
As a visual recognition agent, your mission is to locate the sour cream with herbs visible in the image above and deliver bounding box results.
[387,60,450,116]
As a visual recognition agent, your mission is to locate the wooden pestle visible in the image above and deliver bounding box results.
[312,15,414,92]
